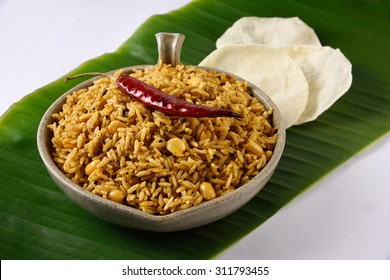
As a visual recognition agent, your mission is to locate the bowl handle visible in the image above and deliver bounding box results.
[155,32,185,66]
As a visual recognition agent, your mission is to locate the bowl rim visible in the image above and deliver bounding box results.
[37,64,286,228]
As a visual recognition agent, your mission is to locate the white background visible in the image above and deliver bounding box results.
[1,0,389,259]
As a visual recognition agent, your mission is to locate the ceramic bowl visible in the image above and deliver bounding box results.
[37,33,285,232]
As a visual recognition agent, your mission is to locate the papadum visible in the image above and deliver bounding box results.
[278,45,353,124]
[200,44,309,128]
[216,17,322,49]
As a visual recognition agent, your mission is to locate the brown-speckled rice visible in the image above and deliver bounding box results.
[49,62,277,215]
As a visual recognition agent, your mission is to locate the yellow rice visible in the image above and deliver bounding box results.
[49,62,277,215]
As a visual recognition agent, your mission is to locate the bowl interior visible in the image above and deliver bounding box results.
[37,65,285,232]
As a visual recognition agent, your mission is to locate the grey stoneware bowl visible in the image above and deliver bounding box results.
[37,33,286,232]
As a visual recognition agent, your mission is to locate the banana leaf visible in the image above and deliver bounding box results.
[1,0,389,259]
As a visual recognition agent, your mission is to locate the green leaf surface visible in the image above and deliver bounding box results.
[1,0,389,259]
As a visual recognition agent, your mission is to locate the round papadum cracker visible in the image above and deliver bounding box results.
[216,17,322,49]
[199,44,309,128]
[278,45,353,124]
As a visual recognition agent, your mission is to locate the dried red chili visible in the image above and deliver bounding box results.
[116,73,242,118]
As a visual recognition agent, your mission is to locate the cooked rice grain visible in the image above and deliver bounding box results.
[49,63,277,215]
